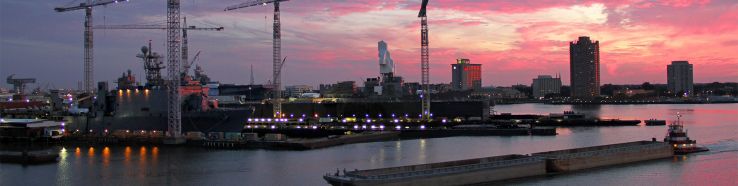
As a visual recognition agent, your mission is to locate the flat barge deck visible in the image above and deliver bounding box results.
[324,140,674,186]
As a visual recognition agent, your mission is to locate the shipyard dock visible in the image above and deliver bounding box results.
[324,140,674,186]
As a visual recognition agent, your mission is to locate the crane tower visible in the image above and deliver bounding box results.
[419,0,431,120]
[225,0,290,118]
[166,0,182,138]
[54,0,132,93]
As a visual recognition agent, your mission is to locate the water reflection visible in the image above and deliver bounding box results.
[418,139,427,162]
[102,147,110,167]
[139,146,147,166]
[124,146,132,164]
[87,147,94,156]
[74,147,81,158]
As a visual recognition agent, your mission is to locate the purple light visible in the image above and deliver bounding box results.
[270,125,276,129]
[312,126,318,129]
[395,125,401,130]
[420,125,426,129]
[353,125,359,129]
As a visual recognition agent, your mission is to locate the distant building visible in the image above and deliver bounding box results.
[285,85,313,98]
[490,87,527,99]
[532,75,562,98]
[218,84,270,100]
[667,61,694,96]
[614,89,655,97]
[378,40,395,76]
[451,58,482,90]
[570,36,600,98]
[363,77,381,96]
[403,82,420,96]
[320,81,356,98]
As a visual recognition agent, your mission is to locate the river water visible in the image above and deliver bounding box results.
[2,104,737,185]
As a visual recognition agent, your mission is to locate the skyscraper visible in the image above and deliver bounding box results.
[451,58,482,90]
[569,36,600,98]
[667,61,694,96]
[378,40,395,76]
[532,75,562,99]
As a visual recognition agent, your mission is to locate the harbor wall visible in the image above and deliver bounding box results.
[533,141,673,172]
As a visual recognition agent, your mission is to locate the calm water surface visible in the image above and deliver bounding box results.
[2,104,737,185]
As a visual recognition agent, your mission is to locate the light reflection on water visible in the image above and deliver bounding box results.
[1,104,736,185]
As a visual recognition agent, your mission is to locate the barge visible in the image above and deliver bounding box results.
[532,141,673,172]
[324,155,546,186]
[324,141,673,186]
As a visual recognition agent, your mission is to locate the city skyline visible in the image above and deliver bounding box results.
[1,0,737,89]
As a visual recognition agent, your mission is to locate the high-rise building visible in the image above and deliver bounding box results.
[451,58,482,90]
[532,75,562,98]
[570,36,600,98]
[667,61,694,96]
[378,40,395,76]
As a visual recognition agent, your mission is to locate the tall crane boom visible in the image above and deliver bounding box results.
[419,0,431,121]
[54,0,132,93]
[166,0,182,139]
[92,24,223,30]
[225,0,289,118]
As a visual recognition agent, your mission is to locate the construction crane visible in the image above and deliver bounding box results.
[6,75,36,96]
[419,0,431,121]
[54,0,132,94]
[185,51,202,74]
[92,17,224,76]
[166,0,182,140]
[225,0,290,118]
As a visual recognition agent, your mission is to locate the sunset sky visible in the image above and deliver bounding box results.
[1,0,737,89]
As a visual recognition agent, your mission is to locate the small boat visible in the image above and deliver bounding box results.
[663,114,709,155]
[645,119,666,126]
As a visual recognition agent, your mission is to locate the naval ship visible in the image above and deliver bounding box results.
[63,43,254,134]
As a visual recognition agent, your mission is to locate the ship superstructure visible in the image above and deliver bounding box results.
[62,43,254,134]
[663,114,708,154]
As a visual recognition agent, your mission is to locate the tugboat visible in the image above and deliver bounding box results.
[663,114,709,155]
[645,119,666,126]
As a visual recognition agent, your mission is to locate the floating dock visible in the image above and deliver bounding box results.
[324,141,674,186]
